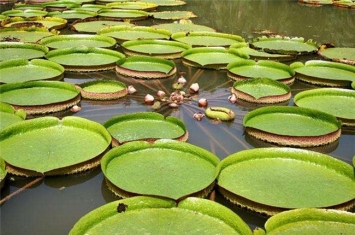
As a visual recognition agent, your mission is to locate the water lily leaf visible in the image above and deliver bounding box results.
[2,16,67,30]
[139,0,186,6]
[333,0,355,9]
[1,9,48,18]
[0,27,57,43]
[152,20,215,33]
[151,10,197,20]
[103,112,188,145]
[39,34,117,49]
[107,1,158,11]
[231,77,291,103]
[13,3,44,10]
[74,4,110,13]
[0,81,80,114]
[101,140,219,199]
[291,60,355,87]
[217,147,355,215]
[243,106,341,147]
[264,208,355,234]
[42,1,81,11]
[46,46,125,72]
[0,116,112,176]
[47,10,97,22]
[227,59,295,85]
[0,42,49,62]
[318,47,355,65]
[77,80,128,101]
[98,9,149,21]
[115,56,176,79]
[294,88,355,127]
[69,196,253,235]
[0,59,65,84]
[0,158,6,189]
[298,0,333,5]
[70,18,133,34]
[0,102,26,130]
[251,35,319,55]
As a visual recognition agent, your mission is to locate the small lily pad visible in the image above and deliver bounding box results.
[151,10,197,20]
[0,102,26,130]
[294,88,355,127]
[70,18,133,34]
[291,60,355,87]
[101,140,219,199]
[217,147,355,215]
[106,1,158,11]
[137,0,186,6]
[0,81,81,114]
[42,1,81,11]
[98,9,149,21]
[77,80,128,101]
[227,59,295,85]
[115,56,177,79]
[69,196,253,235]
[232,78,291,104]
[0,59,65,84]
[205,107,235,121]
[298,0,333,5]
[318,46,355,65]
[0,116,111,176]
[39,34,117,49]
[264,208,355,234]
[251,35,318,55]
[103,112,188,145]
[243,106,341,147]
[0,42,49,61]
[333,0,355,9]
[47,10,97,22]
[75,4,109,13]
[152,20,215,33]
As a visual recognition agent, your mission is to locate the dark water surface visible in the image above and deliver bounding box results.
[1,0,355,234]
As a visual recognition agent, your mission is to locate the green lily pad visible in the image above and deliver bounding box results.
[333,0,355,9]
[0,42,49,61]
[98,9,149,21]
[251,35,318,55]
[138,0,186,6]
[152,20,215,33]
[107,1,158,11]
[1,9,48,18]
[101,140,219,199]
[181,47,249,70]
[2,16,68,30]
[230,42,296,61]
[205,107,235,121]
[243,106,342,147]
[115,56,177,79]
[42,1,81,11]
[217,147,355,215]
[291,60,355,87]
[0,102,26,130]
[0,158,6,189]
[151,10,197,20]
[70,18,133,34]
[318,47,355,65]
[39,34,117,49]
[264,208,355,234]
[0,59,65,84]
[227,59,295,85]
[121,39,191,59]
[46,46,125,72]
[75,4,110,13]
[298,0,333,5]
[47,10,97,22]
[231,78,291,104]
[171,31,244,47]
[13,4,44,10]
[0,81,81,114]
[98,25,171,43]
[0,27,57,43]
[0,116,111,176]
[103,112,188,145]
[294,88,355,127]
[69,196,253,235]
[95,0,136,4]
[77,80,128,100]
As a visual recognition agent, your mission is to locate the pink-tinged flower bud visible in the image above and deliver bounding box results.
[70,105,82,113]
[228,93,237,103]
[157,90,166,98]
[144,94,155,104]
[198,98,208,107]
[177,76,187,84]
[189,83,199,93]
[193,112,205,121]
[128,85,137,94]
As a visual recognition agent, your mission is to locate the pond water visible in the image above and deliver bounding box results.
[1,0,355,234]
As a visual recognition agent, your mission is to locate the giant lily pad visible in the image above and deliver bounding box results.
[104,112,188,146]
[231,78,291,104]
[121,39,191,59]
[333,0,355,9]
[0,81,81,114]
[217,147,355,215]
[137,0,186,6]
[39,34,117,49]
[291,60,355,87]
[263,208,355,234]
[227,59,295,85]
[298,0,333,5]
[69,196,253,235]
[0,102,26,130]
[46,46,125,72]
[0,116,111,176]
[251,36,318,55]
[318,46,355,65]
[151,10,197,20]
[243,106,341,147]
[2,16,67,30]
[13,4,44,11]
[98,9,149,21]
[0,42,49,61]
[115,56,176,79]
[107,1,158,11]
[0,59,65,84]
[42,1,80,11]
[181,47,248,70]
[0,27,57,43]
[77,80,128,100]
[1,9,48,17]
[152,20,215,33]
[47,10,97,22]
[98,25,171,44]
[294,88,355,127]
[171,31,244,47]
[0,158,6,189]
[70,18,133,34]
[101,140,219,199]
[75,4,110,13]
